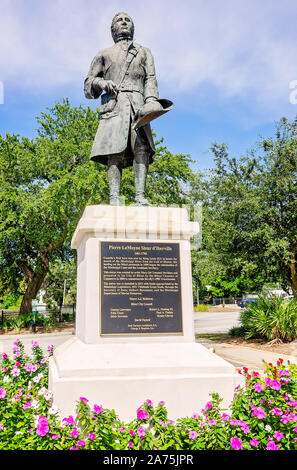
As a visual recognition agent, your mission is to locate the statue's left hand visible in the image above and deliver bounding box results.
[93,78,118,95]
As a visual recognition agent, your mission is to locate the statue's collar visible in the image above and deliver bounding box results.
[115,39,139,54]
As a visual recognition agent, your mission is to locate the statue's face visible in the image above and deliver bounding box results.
[113,13,133,39]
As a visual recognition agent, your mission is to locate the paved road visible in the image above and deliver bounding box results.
[2,315,297,371]
[0,311,242,356]
[0,331,74,356]
[194,311,241,335]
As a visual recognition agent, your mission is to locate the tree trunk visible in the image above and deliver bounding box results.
[289,268,297,299]
[20,254,49,314]
[288,248,297,299]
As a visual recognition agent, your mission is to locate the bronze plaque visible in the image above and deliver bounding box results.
[100,241,183,335]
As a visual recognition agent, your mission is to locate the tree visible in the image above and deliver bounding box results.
[0,100,198,313]
[202,117,297,298]
[0,100,104,313]
[44,258,77,314]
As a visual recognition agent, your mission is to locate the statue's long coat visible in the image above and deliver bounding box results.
[84,41,159,167]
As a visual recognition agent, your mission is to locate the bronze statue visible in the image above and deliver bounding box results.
[84,12,173,206]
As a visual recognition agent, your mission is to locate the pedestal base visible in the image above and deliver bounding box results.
[48,336,244,421]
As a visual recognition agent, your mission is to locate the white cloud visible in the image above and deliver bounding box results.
[1,0,297,117]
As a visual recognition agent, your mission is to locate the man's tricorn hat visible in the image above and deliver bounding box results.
[133,99,174,129]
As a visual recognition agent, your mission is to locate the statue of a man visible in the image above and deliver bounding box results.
[84,12,172,206]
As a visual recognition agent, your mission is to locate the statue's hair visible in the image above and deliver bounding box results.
[111,12,134,42]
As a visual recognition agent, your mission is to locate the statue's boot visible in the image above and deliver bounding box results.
[134,159,150,206]
[107,157,122,205]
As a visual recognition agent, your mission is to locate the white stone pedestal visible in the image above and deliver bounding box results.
[48,205,244,421]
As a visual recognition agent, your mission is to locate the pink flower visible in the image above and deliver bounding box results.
[79,397,88,402]
[137,427,145,438]
[0,389,7,399]
[270,407,283,416]
[24,363,32,372]
[202,401,213,413]
[70,427,80,438]
[241,423,250,434]
[281,415,291,424]
[267,440,280,450]
[288,399,297,407]
[230,437,242,450]
[250,438,259,448]
[281,378,290,385]
[254,382,264,393]
[128,442,134,448]
[265,377,271,387]
[119,427,126,433]
[274,431,284,441]
[11,367,20,377]
[129,430,135,437]
[278,370,290,377]
[159,401,165,406]
[221,413,230,421]
[77,440,86,447]
[230,419,239,426]
[146,399,153,406]
[63,415,76,426]
[208,420,217,426]
[137,408,149,420]
[87,433,96,440]
[36,416,49,437]
[270,380,281,391]
[93,404,103,415]
[192,413,199,419]
[252,407,266,420]
[189,431,198,439]
[51,434,59,439]
[1,353,7,359]
[31,340,39,348]
[23,401,31,409]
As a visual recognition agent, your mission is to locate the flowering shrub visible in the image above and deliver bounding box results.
[1,340,297,450]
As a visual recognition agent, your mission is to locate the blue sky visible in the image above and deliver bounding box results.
[1,0,297,172]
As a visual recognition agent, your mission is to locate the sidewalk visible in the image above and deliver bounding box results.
[0,331,73,356]
[1,331,297,373]
[196,338,297,371]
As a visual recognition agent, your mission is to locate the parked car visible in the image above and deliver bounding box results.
[238,298,258,308]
